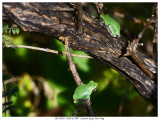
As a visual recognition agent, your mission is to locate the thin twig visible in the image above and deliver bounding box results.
[118,86,130,115]
[72,105,86,116]
[152,3,157,64]
[85,99,95,116]
[5,45,93,59]
[64,36,95,116]
[114,11,154,30]
[135,15,155,44]
[64,37,83,86]
[4,77,21,85]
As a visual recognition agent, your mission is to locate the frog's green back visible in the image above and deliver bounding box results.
[101,14,113,25]
[73,81,98,101]
[100,14,121,36]
[73,84,91,100]
[100,14,118,26]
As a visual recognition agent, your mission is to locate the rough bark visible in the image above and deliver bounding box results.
[3,3,157,105]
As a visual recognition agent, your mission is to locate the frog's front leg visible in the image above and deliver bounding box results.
[106,25,115,37]
[99,22,117,38]
[124,40,154,79]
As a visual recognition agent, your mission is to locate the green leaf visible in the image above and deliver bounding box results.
[2,28,4,34]
[8,29,11,35]
[12,27,16,34]
[16,27,20,34]
[4,25,9,34]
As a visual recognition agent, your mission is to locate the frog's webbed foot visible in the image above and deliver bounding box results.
[116,35,121,38]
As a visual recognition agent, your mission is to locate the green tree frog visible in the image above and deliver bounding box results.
[73,80,98,105]
[100,14,121,38]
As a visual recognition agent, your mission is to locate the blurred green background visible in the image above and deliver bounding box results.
[2,3,157,116]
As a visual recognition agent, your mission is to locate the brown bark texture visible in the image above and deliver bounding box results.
[3,3,157,105]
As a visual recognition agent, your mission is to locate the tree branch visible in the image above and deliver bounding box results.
[3,2,157,105]
[5,45,93,58]
[63,36,94,116]
[64,36,83,86]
